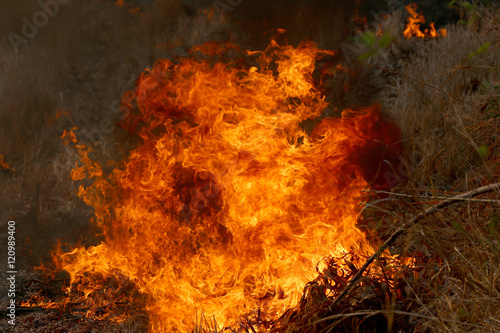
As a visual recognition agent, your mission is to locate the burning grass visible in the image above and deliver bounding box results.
[403,3,447,39]
[46,40,404,331]
[1,1,499,332]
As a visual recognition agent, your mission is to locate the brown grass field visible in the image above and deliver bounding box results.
[0,1,498,332]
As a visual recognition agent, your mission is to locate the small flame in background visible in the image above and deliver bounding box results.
[48,40,402,331]
[404,3,447,39]
[114,0,141,14]
[0,152,13,171]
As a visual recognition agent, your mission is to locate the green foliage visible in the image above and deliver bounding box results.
[359,30,377,47]
[477,144,489,159]
[378,31,394,49]
[468,42,491,59]
[480,81,500,92]
[357,30,394,61]
[480,82,500,119]
[483,100,500,119]
[457,307,470,321]
[449,0,484,10]
[461,2,476,11]
[451,221,467,235]
[456,1,500,119]
[488,213,500,235]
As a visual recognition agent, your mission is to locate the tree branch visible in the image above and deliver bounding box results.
[329,182,500,309]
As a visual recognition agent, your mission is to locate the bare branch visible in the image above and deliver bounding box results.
[329,182,500,309]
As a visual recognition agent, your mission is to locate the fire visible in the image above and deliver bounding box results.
[114,0,140,14]
[0,152,13,171]
[53,40,401,331]
[404,3,446,39]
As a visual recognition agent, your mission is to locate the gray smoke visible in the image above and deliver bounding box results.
[0,0,455,273]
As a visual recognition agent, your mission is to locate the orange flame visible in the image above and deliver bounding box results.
[53,41,401,331]
[0,153,13,171]
[404,3,446,39]
[114,0,140,14]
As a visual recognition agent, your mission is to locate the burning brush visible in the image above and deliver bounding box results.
[24,39,408,331]
[404,3,447,39]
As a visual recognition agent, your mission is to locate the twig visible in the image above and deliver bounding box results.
[373,190,500,203]
[329,182,500,309]
[315,309,487,328]
[25,278,67,287]
[358,62,474,107]
[0,307,59,315]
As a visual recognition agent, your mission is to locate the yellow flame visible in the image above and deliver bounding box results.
[404,4,446,39]
[52,41,402,331]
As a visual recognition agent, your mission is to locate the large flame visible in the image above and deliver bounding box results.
[404,3,446,39]
[54,40,401,331]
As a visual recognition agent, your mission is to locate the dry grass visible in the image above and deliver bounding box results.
[1,1,499,332]
[345,5,500,333]
[215,5,500,333]
[369,7,500,188]
[0,0,225,270]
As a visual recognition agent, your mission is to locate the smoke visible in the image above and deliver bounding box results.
[0,0,398,272]
[0,0,183,270]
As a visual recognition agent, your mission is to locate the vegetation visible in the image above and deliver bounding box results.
[0,1,498,332]
[197,2,500,332]
[267,2,500,332]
